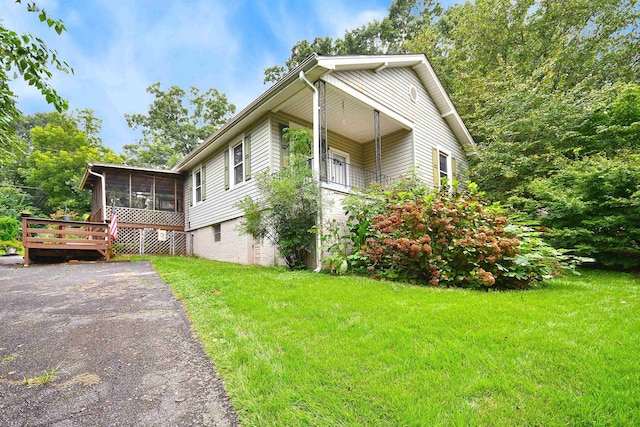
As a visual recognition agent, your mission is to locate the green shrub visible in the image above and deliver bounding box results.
[0,216,20,242]
[331,177,577,289]
[237,128,320,270]
[529,153,640,270]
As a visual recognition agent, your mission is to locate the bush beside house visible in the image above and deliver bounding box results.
[323,177,577,289]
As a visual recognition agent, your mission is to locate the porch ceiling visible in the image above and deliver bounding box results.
[275,81,407,143]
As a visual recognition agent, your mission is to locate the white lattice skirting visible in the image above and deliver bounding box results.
[106,206,185,227]
[112,227,187,255]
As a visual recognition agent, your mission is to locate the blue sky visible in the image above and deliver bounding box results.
[4,0,397,153]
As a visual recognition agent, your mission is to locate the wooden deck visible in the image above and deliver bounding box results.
[22,216,111,266]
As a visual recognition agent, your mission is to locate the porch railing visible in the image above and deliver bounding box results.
[271,156,391,191]
[321,156,391,190]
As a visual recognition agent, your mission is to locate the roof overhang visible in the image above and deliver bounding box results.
[174,54,326,172]
[80,163,183,190]
[174,53,476,172]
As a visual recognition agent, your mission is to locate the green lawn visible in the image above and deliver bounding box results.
[145,256,640,426]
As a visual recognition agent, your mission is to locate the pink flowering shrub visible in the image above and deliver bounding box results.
[339,176,571,289]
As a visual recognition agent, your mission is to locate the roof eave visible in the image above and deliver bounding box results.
[174,54,321,172]
[411,57,477,157]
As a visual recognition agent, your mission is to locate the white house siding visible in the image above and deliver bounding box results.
[362,128,414,180]
[332,68,468,186]
[184,117,273,264]
[187,117,271,231]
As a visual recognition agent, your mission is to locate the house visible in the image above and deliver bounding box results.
[80,163,187,255]
[173,54,476,269]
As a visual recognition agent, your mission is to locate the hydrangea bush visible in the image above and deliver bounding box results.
[324,176,579,290]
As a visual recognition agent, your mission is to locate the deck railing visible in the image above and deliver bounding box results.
[22,216,110,266]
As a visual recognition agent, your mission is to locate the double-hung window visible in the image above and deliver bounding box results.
[233,142,243,185]
[226,134,251,190]
[439,151,450,182]
[194,168,202,203]
[432,147,455,188]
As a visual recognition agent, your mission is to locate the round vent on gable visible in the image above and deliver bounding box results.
[409,85,419,103]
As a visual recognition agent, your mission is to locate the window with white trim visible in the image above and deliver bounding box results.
[194,167,202,203]
[212,223,221,242]
[439,151,450,182]
[433,147,454,188]
[233,142,243,185]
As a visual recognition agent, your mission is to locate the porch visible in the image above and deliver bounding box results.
[81,163,185,227]
[81,163,187,256]
[272,74,414,191]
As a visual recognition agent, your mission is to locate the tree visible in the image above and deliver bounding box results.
[19,110,124,215]
[529,153,640,270]
[263,0,443,83]
[406,0,639,126]
[0,0,72,140]
[237,128,321,269]
[0,184,40,220]
[403,0,640,268]
[123,83,236,169]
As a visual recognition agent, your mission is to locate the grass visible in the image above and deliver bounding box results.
[23,367,58,386]
[144,256,640,426]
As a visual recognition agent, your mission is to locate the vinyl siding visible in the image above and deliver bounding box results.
[362,129,413,179]
[332,68,468,186]
[186,117,271,231]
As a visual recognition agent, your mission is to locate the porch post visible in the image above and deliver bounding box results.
[315,80,328,181]
[374,110,382,182]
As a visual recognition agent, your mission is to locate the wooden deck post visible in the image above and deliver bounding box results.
[21,214,30,266]
[107,229,112,262]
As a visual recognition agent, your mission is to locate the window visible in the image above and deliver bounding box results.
[131,174,152,210]
[194,168,202,203]
[328,148,350,187]
[439,151,449,181]
[432,147,455,188]
[213,224,221,242]
[233,142,243,185]
[155,177,176,212]
[105,172,130,207]
[226,134,251,189]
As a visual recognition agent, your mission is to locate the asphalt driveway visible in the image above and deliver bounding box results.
[0,261,238,426]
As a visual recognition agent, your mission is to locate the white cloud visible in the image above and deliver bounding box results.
[7,0,389,154]
[313,1,387,38]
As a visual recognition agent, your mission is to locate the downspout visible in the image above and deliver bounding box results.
[299,71,323,272]
[88,168,107,222]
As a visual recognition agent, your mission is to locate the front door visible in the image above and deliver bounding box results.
[330,151,348,186]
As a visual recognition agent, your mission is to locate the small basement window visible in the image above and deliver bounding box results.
[213,223,221,242]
